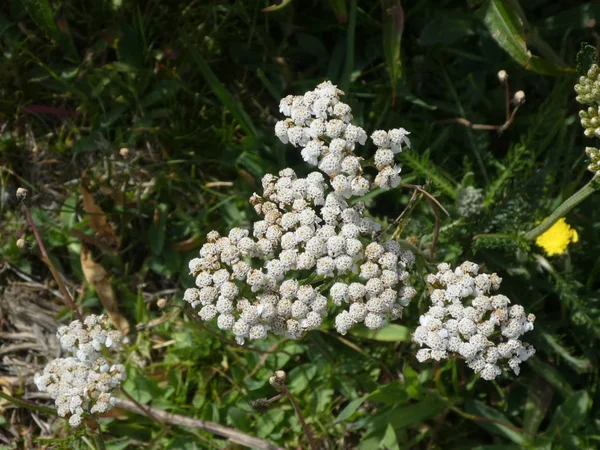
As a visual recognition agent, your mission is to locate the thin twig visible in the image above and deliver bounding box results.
[23,205,83,321]
[382,187,420,238]
[400,184,450,217]
[280,385,319,450]
[436,103,522,134]
[113,398,282,450]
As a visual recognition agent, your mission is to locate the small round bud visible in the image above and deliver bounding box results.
[269,370,287,391]
[16,188,29,204]
[119,147,129,157]
[497,70,508,83]
[513,90,525,104]
[16,238,27,249]
[157,298,167,309]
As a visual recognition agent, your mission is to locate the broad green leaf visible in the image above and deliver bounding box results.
[465,400,530,445]
[381,423,400,450]
[256,409,285,438]
[382,0,404,102]
[288,363,318,393]
[20,0,57,39]
[548,391,591,436]
[479,0,572,76]
[349,324,410,342]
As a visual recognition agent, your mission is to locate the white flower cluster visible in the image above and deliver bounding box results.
[413,262,535,381]
[34,315,126,427]
[274,81,411,193]
[585,147,600,176]
[184,166,416,344]
[577,65,600,139]
[575,64,600,106]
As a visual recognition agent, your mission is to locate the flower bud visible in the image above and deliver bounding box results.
[497,70,508,84]
[513,90,525,104]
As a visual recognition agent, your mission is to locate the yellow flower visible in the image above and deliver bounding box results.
[535,218,579,256]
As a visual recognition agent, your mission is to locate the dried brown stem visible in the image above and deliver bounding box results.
[400,184,450,217]
[382,187,420,238]
[113,398,282,450]
[23,205,83,321]
[279,385,319,450]
[437,102,522,134]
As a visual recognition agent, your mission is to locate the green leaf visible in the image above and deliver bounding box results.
[419,11,475,46]
[288,363,318,393]
[523,380,553,434]
[349,324,410,342]
[19,0,57,40]
[464,399,530,445]
[382,0,404,102]
[380,423,400,450]
[340,0,357,92]
[576,42,598,76]
[527,357,574,398]
[261,0,293,12]
[148,204,168,256]
[548,391,591,436]
[256,409,285,438]
[117,24,145,69]
[335,395,369,423]
[140,80,181,108]
[186,41,257,144]
[387,395,446,429]
[479,0,572,76]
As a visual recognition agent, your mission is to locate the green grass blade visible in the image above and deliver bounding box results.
[186,41,258,143]
[340,0,357,92]
[382,0,404,103]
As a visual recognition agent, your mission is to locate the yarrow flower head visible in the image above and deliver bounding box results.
[413,262,535,381]
[185,82,417,344]
[34,315,126,427]
[274,80,411,192]
[535,218,579,256]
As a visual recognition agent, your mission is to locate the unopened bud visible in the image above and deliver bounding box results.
[119,148,129,158]
[269,370,287,391]
[249,398,271,413]
[497,70,508,84]
[16,188,29,204]
[16,238,27,249]
[513,90,526,104]
[157,298,167,309]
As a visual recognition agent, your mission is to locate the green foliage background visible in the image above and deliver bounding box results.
[1,0,600,448]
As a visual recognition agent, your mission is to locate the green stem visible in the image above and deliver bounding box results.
[524,176,599,241]
[0,390,58,416]
[92,433,107,450]
[90,417,107,450]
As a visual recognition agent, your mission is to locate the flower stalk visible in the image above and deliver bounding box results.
[524,176,598,241]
